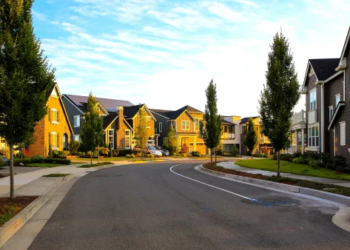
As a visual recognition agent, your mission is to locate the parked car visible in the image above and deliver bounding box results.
[133,146,150,155]
[0,156,9,166]
[155,146,169,156]
[147,146,162,157]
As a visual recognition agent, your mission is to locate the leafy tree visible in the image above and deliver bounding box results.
[135,106,149,159]
[259,31,300,177]
[81,93,104,165]
[163,124,177,155]
[231,145,238,157]
[200,80,222,164]
[0,0,55,199]
[68,140,80,155]
[244,118,258,158]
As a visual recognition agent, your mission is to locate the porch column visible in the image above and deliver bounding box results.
[295,131,298,153]
[194,136,197,152]
[301,128,305,154]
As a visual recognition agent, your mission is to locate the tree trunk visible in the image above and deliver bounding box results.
[97,145,99,163]
[210,148,213,165]
[90,147,93,165]
[9,143,15,199]
[214,149,217,163]
[277,150,281,177]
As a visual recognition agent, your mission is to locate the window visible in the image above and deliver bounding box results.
[159,122,162,133]
[309,88,317,110]
[308,125,319,148]
[335,94,341,107]
[51,133,58,148]
[50,109,59,123]
[329,106,333,122]
[242,125,247,134]
[73,135,80,142]
[125,130,131,149]
[108,129,114,149]
[224,126,228,133]
[181,121,190,130]
[74,115,80,127]
[194,118,199,131]
[340,122,346,146]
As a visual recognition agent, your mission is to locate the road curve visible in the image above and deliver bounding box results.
[29,162,350,250]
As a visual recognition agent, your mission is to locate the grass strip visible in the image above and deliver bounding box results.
[42,173,70,177]
[78,162,113,168]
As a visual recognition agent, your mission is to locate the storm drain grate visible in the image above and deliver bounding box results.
[242,196,300,207]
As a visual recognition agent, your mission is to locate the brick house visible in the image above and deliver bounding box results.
[28,83,73,157]
[301,27,350,161]
[62,94,156,150]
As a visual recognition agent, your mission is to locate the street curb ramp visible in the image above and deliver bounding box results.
[0,174,75,248]
[199,165,350,206]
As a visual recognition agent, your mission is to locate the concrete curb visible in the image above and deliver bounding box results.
[199,165,350,206]
[0,175,74,248]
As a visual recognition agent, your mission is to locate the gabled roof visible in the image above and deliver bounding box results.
[103,113,118,129]
[124,104,156,121]
[63,94,133,113]
[309,59,340,81]
[240,116,259,124]
[340,27,350,62]
[183,105,203,113]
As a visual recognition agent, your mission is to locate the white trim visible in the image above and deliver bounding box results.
[324,70,343,83]
[50,132,57,135]
[334,128,336,156]
[321,84,324,153]
[181,120,190,130]
[108,129,115,149]
[339,28,350,62]
[309,87,317,111]
[340,121,346,146]
[125,129,131,149]
[74,115,80,128]
[335,93,341,107]
[62,95,84,114]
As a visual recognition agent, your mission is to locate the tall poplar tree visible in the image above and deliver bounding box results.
[0,0,55,199]
[244,118,258,158]
[259,31,300,177]
[200,80,222,165]
[135,106,149,159]
[81,93,104,165]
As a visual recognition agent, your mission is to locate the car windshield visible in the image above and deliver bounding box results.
[148,146,156,150]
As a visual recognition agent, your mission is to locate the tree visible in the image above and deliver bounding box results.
[81,93,104,165]
[244,118,258,158]
[231,145,238,157]
[163,124,177,155]
[135,106,149,159]
[0,0,55,199]
[200,80,222,165]
[259,31,300,177]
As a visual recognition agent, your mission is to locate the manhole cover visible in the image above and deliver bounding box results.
[94,174,122,178]
[242,197,300,207]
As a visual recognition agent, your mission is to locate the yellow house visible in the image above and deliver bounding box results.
[28,83,73,157]
[151,105,207,155]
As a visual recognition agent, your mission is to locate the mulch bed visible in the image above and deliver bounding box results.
[203,163,269,180]
[0,196,38,226]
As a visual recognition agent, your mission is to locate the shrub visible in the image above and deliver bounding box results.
[13,158,31,166]
[43,158,71,165]
[293,157,308,164]
[126,154,135,158]
[231,145,239,157]
[31,155,44,163]
[96,147,109,156]
[115,149,133,157]
[334,155,347,172]
[308,159,322,169]
[191,151,201,157]
[273,154,293,162]
[253,153,268,158]
[0,158,4,167]
[69,141,80,155]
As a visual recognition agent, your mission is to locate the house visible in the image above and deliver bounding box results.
[300,27,350,161]
[288,110,307,154]
[62,94,156,150]
[240,116,272,155]
[28,83,73,157]
[220,116,241,153]
[151,105,207,155]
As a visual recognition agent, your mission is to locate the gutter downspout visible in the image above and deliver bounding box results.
[321,83,325,153]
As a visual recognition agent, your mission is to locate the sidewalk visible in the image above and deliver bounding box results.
[218,161,350,188]
[0,163,118,197]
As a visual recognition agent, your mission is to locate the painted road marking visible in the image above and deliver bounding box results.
[170,164,256,201]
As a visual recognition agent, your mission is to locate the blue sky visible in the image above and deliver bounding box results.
[32,0,350,116]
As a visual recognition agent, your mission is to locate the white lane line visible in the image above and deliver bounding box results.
[170,164,256,201]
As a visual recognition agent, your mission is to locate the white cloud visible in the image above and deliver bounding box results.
[207,2,246,22]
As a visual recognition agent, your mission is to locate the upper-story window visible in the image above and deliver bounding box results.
[335,94,341,107]
[50,109,59,124]
[309,88,317,111]
[329,106,333,122]
[241,125,247,134]
[74,115,80,127]
[125,130,131,149]
[181,121,190,130]
[224,126,228,133]
[194,118,199,131]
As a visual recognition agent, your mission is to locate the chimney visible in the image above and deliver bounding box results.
[118,106,124,130]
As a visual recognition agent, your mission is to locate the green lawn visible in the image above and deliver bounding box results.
[78,162,114,168]
[26,163,64,168]
[235,159,350,181]
[43,173,70,177]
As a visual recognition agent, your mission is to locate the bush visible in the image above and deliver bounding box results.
[0,158,4,167]
[43,158,71,165]
[334,155,347,172]
[115,149,133,157]
[13,158,31,166]
[253,153,268,158]
[273,154,293,162]
[31,155,44,163]
[308,159,322,169]
[191,151,201,157]
[126,154,135,158]
[231,145,239,157]
[96,147,109,156]
[69,141,80,155]
[293,157,308,164]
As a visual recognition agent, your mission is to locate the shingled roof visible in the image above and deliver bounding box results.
[63,94,133,112]
[309,58,340,81]
[151,105,202,120]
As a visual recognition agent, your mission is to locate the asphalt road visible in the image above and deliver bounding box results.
[29,162,350,250]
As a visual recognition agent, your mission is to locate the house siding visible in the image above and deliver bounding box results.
[176,112,194,133]
[62,97,83,138]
